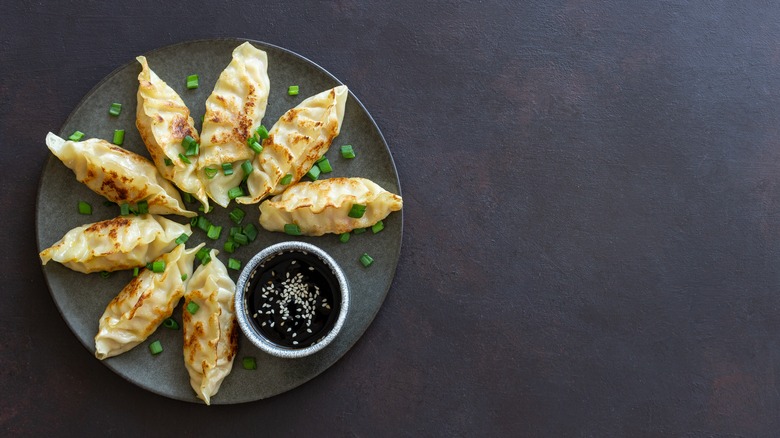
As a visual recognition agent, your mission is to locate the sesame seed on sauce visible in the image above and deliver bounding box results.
[246,250,339,348]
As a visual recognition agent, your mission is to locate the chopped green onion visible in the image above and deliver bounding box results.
[224,240,237,253]
[164,158,173,166]
[353,228,367,234]
[137,200,149,214]
[149,340,163,355]
[146,262,153,270]
[229,208,246,224]
[175,233,189,245]
[133,267,140,277]
[317,157,333,173]
[109,102,122,117]
[112,129,125,145]
[182,192,194,203]
[195,247,211,264]
[178,153,191,164]
[197,216,212,232]
[120,203,130,216]
[233,233,249,245]
[228,258,241,270]
[280,173,293,185]
[207,224,222,240]
[182,135,197,149]
[243,223,258,241]
[222,162,234,176]
[185,141,199,156]
[284,223,302,235]
[68,130,85,141]
[181,273,188,281]
[371,220,384,234]
[163,318,179,330]
[256,125,269,139]
[190,216,199,226]
[204,166,218,179]
[228,186,244,199]
[186,301,200,315]
[198,204,212,213]
[341,145,355,159]
[339,232,350,243]
[186,74,199,89]
[78,201,92,215]
[100,271,111,278]
[242,356,257,370]
[229,226,241,237]
[247,137,263,154]
[348,204,367,218]
[241,160,253,178]
[152,260,166,273]
[360,253,374,267]
[288,85,299,96]
[306,165,321,181]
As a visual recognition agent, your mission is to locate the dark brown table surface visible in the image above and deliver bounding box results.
[4,1,780,435]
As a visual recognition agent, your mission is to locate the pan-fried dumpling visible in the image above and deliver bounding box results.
[39,214,191,273]
[258,177,402,236]
[200,42,270,167]
[183,250,238,405]
[237,85,348,205]
[94,243,204,359]
[136,56,209,209]
[45,132,194,218]
[199,42,270,207]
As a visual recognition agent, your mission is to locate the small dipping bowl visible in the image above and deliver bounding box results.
[235,241,350,358]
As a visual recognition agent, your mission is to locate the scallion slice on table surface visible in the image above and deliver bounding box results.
[149,340,163,355]
[77,201,92,215]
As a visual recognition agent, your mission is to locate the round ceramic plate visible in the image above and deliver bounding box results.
[35,39,402,404]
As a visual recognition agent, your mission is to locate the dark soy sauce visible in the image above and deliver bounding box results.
[245,250,341,349]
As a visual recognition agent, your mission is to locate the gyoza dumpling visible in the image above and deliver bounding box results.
[45,132,194,217]
[136,56,209,209]
[183,250,238,405]
[94,243,204,359]
[258,177,402,236]
[39,214,191,273]
[237,85,348,205]
[200,42,270,167]
[199,42,270,207]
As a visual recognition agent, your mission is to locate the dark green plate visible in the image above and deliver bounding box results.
[35,38,402,404]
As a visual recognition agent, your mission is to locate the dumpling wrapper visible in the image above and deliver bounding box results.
[237,85,348,205]
[199,42,270,207]
[183,250,238,405]
[258,177,402,236]
[94,243,204,359]
[200,41,270,167]
[136,56,209,209]
[45,132,194,218]
[39,214,191,274]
